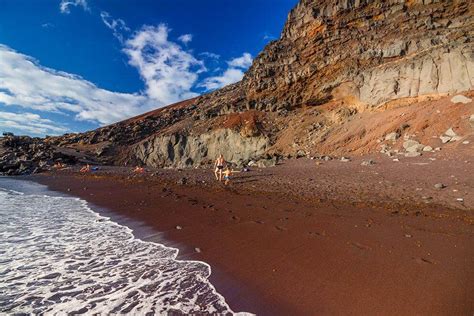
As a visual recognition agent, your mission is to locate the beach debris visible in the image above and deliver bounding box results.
[176,177,187,185]
[450,94,472,104]
[361,159,375,166]
[434,183,446,190]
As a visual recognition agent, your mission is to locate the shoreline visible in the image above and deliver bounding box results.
[29,155,474,315]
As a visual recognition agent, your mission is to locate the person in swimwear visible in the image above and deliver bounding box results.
[223,167,240,185]
[214,154,226,181]
[80,164,90,173]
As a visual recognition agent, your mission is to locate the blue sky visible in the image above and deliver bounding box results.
[0,0,297,136]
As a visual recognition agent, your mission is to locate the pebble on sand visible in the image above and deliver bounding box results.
[434,183,446,190]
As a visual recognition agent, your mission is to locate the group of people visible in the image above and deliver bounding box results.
[214,154,238,185]
[77,154,240,185]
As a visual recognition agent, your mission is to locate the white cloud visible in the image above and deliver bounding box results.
[227,52,253,69]
[60,0,89,14]
[199,53,252,91]
[0,111,67,136]
[198,68,245,91]
[0,45,151,126]
[178,34,193,45]
[100,11,130,42]
[123,24,206,105]
[200,52,220,60]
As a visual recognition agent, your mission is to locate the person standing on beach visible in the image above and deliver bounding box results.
[214,154,226,181]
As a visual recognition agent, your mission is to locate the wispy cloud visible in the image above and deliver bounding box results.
[0,111,68,136]
[59,0,89,14]
[200,52,220,60]
[100,11,130,42]
[0,45,150,127]
[199,53,253,91]
[178,34,193,45]
[123,24,206,105]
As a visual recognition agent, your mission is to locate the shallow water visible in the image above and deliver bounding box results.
[0,178,243,315]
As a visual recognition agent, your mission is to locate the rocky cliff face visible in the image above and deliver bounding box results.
[1,0,473,174]
[243,0,473,109]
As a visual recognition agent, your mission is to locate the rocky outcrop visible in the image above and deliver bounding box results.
[132,129,270,168]
[243,0,473,109]
[0,135,77,175]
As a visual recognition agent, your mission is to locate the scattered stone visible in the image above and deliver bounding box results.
[456,198,464,202]
[361,159,375,166]
[340,157,350,162]
[384,132,400,141]
[470,114,474,126]
[434,147,442,151]
[450,95,472,104]
[422,146,433,152]
[175,225,182,230]
[392,158,400,162]
[462,140,470,145]
[194,247,202,253]
[405,152,421,158]
[434,183,446,190]
[405,234,412,238]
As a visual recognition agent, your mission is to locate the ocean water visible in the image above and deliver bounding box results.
[0,178,246,315]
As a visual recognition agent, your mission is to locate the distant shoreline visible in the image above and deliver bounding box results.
[30,154,474,315]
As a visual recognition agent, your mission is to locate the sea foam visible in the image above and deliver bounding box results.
[0,179,249,315]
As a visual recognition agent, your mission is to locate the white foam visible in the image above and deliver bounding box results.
[0,183,253,315]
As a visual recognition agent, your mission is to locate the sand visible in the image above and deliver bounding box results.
[30,153,474,315]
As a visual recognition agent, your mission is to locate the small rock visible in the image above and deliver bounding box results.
[439,136,451,144]
[194,247,202,253]
[422,146,433,152]
[406,144,424,153]
[450,95,472,104]
[177,177,187,185]
[444,128,457,137]
[361,159,375,166]
[434,183,446,190]
[340,157,350,162]
[405,234,412,238]
[385,132,400,141]
[450,135,462,142]
[175,225,182,230]
[392,158,400,162]
[456,198,464,202]
[462,141,470,145]
[434,147,441,151]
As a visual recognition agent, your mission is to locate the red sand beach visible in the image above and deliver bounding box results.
[32,153,474,315]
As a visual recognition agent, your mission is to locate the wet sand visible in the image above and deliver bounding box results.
[31,154,474,315]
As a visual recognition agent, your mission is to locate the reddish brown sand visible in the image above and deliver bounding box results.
[31,153,474,315]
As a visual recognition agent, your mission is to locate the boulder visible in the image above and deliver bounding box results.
[422,146,433,152]
[403,140,420,149]
[450,95,472,104]
[406,144,425,153]
[444,128,457,137]
[439,136,451,144]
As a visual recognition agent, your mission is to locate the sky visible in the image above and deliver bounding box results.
[0,0,297,136]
